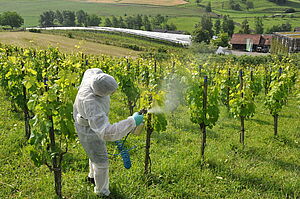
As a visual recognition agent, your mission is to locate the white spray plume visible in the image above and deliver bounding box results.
[148,74,186,114]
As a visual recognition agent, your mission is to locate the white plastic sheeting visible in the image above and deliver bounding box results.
[27,26,192,45]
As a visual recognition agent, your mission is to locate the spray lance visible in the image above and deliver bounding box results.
[114,108,147,169]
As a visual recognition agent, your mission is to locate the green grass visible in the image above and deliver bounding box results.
[198,0,300,32]
[168,17,199,34]
[1,79,299,198]
[0,0,204,27]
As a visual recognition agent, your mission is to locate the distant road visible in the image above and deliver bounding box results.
[26,26,192,46]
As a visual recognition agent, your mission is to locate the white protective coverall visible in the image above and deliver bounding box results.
[73,68,136,196]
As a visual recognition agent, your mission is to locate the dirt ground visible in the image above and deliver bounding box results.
[69,0,188,6]
[231,50,270,56]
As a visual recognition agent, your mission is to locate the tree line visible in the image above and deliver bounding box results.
[103,14,177,31]
[39,10,101,27]
[39,10,177,32]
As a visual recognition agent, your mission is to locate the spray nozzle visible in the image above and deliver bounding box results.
[138,108,148,115]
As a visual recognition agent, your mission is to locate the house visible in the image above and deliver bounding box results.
[230,34,272,52]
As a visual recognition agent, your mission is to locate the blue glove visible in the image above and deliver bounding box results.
[132,112,144,126]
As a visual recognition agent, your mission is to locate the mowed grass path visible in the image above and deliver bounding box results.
[0,32,139,57]
[0,82,299,198]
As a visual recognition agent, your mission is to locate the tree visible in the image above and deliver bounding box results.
[239,19,251,34]
[214,19,221,35]
[126,16,135,29]
[229,0,242,10]
[112,16,119,27]
[143,15,152,31]
[39,11,56,27]
[62,10,76,26]
[86,14,101,26]
[201,15,214,38]
[192,16,214,44]
[246,1,254,10]
[222,15,235,36]
[119,16,126,28]
[212,33,230,47]
[163,23,177,31]
[152,14,165,29]
[135,14,143,30]
[55,10,64,25]
[206,2,212,12]
[0,11,24,28]
[104,18,112,27]
[76,10,88,26]
[254,17,264,34]
[192,28,211,44]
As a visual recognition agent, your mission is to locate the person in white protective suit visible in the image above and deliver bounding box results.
[73,68,143,196]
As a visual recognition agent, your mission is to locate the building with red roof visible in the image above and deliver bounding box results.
[230,34,272,52]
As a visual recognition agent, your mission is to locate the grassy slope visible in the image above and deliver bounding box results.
[0,79,299,198]
[0,32,139,57]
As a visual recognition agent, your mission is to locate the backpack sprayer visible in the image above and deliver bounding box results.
[114,108,147,169]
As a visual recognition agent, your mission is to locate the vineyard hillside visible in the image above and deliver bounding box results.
[0,44,299,198]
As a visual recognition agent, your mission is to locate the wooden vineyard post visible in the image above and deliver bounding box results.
[227,68,231,110]
[273,67,282,136]
[239,70,245,146]
[144,95,153,175]
[21,63,31,140]
[264,66,271,95]
[200,76,208,161]
[22,82,31,139]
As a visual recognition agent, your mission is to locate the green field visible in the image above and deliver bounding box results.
[0,0,204,28]
[1,0,300,33]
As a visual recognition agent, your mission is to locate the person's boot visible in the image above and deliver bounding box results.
[87,177,95,185]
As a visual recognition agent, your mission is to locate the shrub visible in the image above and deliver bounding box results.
[67,32,73,38]
[285,8,295,13]
[28,29,41,33]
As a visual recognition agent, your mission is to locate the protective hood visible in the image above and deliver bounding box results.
[91,73,118,96]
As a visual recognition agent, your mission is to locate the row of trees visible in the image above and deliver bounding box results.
[39,10,177,31]
[39,10,101,27]
[103,14,177,31]
[192,15,234,45]
[0,11,24,28]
